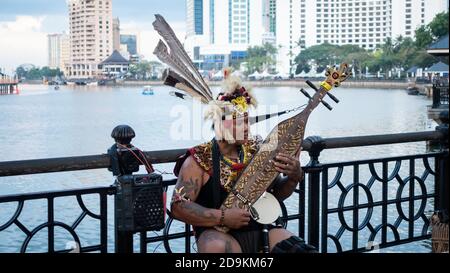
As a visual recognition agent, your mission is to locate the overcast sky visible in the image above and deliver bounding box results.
[0,0,187,73]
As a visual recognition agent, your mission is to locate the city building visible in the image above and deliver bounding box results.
[48,34,60,69]
[427,34,449,57]
[113,18,121,52]
[263,0,276,34]
[392,0,449,39]
[275,0,301,75]
[261,0,276,45]
[118,32,140,63]
[99,50,130,78]
[281,0,448,74]
[185,0,264,71]
[185,0,448,76]
[67,0,113,79]
[186,0,204,37]
[47,33,70,75]
[120,34,138,55]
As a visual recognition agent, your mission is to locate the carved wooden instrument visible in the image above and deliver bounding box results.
[216,64,352,232]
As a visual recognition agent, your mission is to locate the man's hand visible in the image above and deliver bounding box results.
[272,151,302,182]
[223,208,251,229]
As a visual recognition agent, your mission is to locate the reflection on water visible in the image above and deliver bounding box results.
[0,84,438,253]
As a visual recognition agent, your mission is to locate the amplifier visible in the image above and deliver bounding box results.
[115,173,166,232]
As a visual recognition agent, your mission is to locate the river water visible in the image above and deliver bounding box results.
[0,84,438,253]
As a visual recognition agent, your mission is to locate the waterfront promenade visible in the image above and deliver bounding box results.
[0,84,447,253]
[121,79,414,89]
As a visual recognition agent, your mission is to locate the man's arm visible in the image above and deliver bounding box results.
[171,156,222,227]
[271,175,302,201]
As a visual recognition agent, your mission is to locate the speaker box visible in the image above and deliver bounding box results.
[115,173,165,232]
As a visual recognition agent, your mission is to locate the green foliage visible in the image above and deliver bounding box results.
[294,43,366,74]
[415,12,448,49]
[293,11,449,77]
[428,11,449,39]
[411,50,437,68]
[415,26,434,49]
[244,43,277,74]
[128,61,153,80]
[15,66,62,80]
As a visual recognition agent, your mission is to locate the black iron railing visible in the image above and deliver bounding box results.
[318,153,443,252]
[0,129,448,253]
[432,84,449,108]
[0,186,112,253]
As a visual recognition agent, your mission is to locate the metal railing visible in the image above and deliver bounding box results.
[0,129,448,253]
[0,186,112,253]
[318,153,444,252]
[432,84,449,108]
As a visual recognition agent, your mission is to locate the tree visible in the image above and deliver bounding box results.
[428,11,449,39]
[40,67,62,78]
[394,37,416,69]
[343,51,372,78]
[415,11,449,49]
[294,43,365,74]
[14,66,62,80]
[294,43,338,74]
[128,61,153,80]
[15,66,27,79]
[27,68,42,80]
[415,26,434,49]
[411,50,437,68]
[244,43,277,74]
[369,36,421,78]
[292,10,449,79]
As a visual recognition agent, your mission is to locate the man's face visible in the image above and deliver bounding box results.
[216,112,249,144]
[232,113,249,144]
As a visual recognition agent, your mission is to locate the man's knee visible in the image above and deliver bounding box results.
[199,239,227,253]
[270,236,319,253]
[197,232,239,253]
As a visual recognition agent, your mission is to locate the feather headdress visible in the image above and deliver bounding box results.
[152,15,257,121]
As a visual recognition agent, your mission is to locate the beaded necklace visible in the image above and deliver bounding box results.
[220,144,250,192]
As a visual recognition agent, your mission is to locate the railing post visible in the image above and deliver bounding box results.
[432,85,440,108]
[304,136,325,249]
[115,218,134,253]
[109,125,137,254]
[436,123,449,214]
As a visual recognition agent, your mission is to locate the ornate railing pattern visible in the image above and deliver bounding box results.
[433,84,449,108]
[320,153,443,253]
[0,187,112,253]
[0,130,448,253]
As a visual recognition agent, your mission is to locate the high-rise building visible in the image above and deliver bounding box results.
[187,0,204,36]
[392,0,449,39]
[263,0,276,34]
[60,34,70,76]
[185,0,264,71]
[186,0,448,75]
[48,33,70,75]
[48,34,61,69]
[113,18,121,52]
[276,0,301,75]
[276,0,448,75]
[120,34,138,55]
[67,0,113,79]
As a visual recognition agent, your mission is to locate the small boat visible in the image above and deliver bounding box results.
[407,86,419,95]
[54,85,60,90]
[142,86,154,95]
